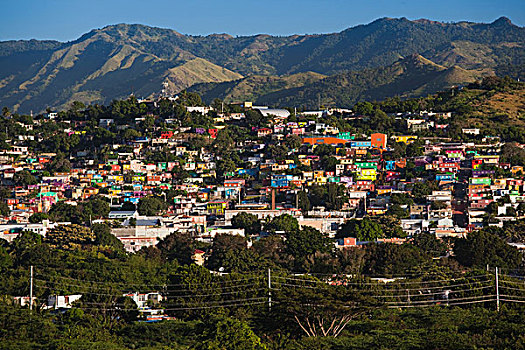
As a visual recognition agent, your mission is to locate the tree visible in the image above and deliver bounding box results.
[245,109,267,127]
[29,212,49,223]
[454,229,521,269]
[156,232,193,265]
[47,153,72,173]
[286,227,331,259]
[48,202,86,224]
[12,230,43,252]
[82,198,110,219]
[506,207,517,217]
[45,224,95,249]
[390,193,414,206]
[206,234,247,271]
[406,139,424,157]
[412,181,438,203]
[313,143,334,157]
[336,219,383,241]
[231,212,261,236]
[137,197,167,216]
[92,223,124,252]
[13,170,37,186]
[412,233,448,258]
[121,202,136,211]
[500,143,525,166]
[284,134,302,150]
[364,243,429,275]
[518,203,525,216]
[216,157,236,178]
[297,191,311,212]
[372,216,406,238]
[195,317,267,350]
[0,202,9,216]
[354,101,374,116]
[266,214,299,233]
[386,204,408,218]
[267,144,289,160]
[1,107,11,118]
[213,129,235,151]
[122,128,141,141]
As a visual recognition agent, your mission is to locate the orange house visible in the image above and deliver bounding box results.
[371,133,387,149]
[302,137,349,145]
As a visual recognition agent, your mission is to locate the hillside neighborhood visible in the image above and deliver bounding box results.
[1,81,524,262]
[2,3,525,347]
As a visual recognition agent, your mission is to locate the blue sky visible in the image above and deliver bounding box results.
[2,0,524,41]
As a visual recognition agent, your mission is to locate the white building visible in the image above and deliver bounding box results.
[46,294,82,309]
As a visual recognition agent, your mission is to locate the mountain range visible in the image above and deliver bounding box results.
[0,17,523,113]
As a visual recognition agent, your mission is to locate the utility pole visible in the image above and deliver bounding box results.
[495,266,500,312]
[29,265,33,311]
[268,268,272,311]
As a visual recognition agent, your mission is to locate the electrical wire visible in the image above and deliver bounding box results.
[36,272,262,288]
[388,298,496,308]
[277,279,492,293]
[385,294,496,305]
[274,274,490,286]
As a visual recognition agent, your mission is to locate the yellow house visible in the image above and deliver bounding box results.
[298,158,312,167]
[207,201,227,215]
[108,175,124,183]
[475,155,500,165]
[356,168,377,181]
[109,188,122,196]
[393,135,418,144]
[377,188,392,195]
[132,175,146,182]
[315,176,327,184]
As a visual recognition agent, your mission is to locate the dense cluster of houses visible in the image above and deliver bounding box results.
[1,102,524,256]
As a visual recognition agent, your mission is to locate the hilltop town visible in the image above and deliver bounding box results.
[1,76,525,348]
[1,78,524,252]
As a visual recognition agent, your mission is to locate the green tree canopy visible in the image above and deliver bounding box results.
[336,219,384,241]
[137,197,167,216]
[266,214,299,234]
[45,224,95,250]
[454,229,521,269]
[195,317,267,350]
[231,212,261,236]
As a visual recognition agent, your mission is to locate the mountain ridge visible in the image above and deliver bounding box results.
[0,17,523,113]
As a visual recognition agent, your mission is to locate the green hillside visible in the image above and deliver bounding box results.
[0,17,523,113]
[255,55,481,109]
[189,71,326,104]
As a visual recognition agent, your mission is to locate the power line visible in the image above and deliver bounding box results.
[368,285,493,298]
[36,272,262,288]
[274,274,490,286]
[35,279,263,295]
[385,294,496,306]
[388,298,496,308]
[276,279,492,292]
[70,297,270,312]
